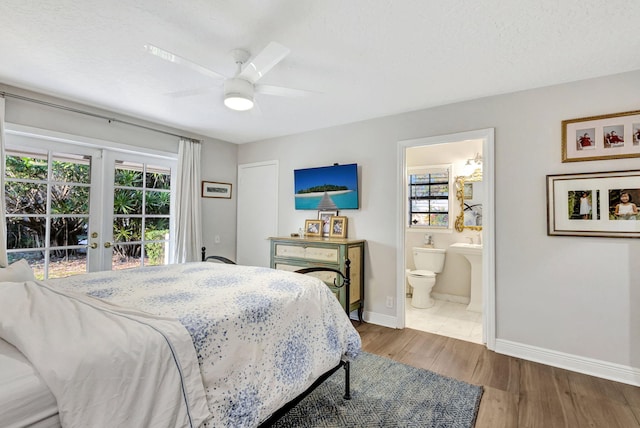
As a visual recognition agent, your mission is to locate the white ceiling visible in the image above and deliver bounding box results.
[1,1,639,144]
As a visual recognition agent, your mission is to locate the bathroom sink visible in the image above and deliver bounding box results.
[449,242,483,255]
[449,243,483,312]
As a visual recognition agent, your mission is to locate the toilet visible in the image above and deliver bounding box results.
[407,247,446,308]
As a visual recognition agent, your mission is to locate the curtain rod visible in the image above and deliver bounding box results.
[0,91,199,142]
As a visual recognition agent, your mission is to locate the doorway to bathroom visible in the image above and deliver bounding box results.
[396,129,495,350]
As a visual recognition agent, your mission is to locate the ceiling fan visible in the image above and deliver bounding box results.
[144,42,312,111]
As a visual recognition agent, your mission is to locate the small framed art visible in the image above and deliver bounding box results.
[304,219,323,237]
[318,210,338,237]
[546,170,640,238]
[202,181,232,199]
[562,110,640,162]
[329,216,348,238]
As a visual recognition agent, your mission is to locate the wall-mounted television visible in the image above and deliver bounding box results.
[294,163,359,210]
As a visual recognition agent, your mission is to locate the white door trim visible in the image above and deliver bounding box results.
[397,128,496,350]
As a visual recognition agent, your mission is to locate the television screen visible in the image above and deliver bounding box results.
[294,163,359,210]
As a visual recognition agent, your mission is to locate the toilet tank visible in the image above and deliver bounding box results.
[412,247,446,273]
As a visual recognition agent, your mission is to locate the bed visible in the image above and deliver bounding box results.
[0,260,361,427]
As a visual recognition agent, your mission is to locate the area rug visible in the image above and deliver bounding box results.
[272,351,483,428]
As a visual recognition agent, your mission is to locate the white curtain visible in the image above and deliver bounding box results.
[0,98,7,267]
[173,138,202,263]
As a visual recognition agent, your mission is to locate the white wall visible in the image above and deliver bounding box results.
[2,84,238,261]
[238,69,640,381]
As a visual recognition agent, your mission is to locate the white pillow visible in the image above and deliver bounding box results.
[0,259,36,282]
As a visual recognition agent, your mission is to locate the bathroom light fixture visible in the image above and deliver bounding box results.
[468,152,483,166]
[223,78,255,111]
[463,153,483,176]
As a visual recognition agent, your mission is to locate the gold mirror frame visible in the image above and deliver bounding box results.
[454,169,482,232]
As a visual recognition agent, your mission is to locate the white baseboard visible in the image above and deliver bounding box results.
[431,292,470,305]
[495,339,640,387]
[360,314,640,386]
[362,311,397,329]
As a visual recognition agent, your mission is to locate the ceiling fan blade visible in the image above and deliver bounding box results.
[144,44,226,81]
[255,84,317,98]
[239,42,290,83]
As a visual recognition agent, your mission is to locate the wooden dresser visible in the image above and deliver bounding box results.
[269,236,365,321]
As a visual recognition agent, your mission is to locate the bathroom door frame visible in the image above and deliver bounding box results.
[396,128,496,350]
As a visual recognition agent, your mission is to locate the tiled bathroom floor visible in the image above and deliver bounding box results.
[405,298,483,344]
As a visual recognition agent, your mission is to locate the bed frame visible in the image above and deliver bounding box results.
[200,247,352,427]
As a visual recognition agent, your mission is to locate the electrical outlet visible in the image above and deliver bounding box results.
[385,296,393,308]
[214,235,221,244]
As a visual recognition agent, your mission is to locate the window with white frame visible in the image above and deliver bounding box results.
[408,165,451,228]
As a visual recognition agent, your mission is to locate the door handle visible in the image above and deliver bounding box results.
[104,242,112,248]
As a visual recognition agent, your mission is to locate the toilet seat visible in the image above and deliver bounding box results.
[409,269,436,278]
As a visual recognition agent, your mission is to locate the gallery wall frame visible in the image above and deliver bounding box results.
[202,181,232,198]
[562,109,640,162]
[546,170,640,238]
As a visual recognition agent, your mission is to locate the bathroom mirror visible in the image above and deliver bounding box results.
[454,170,482,232]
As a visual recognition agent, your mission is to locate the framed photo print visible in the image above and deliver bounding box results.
[318,210,338,237]
[546,170,640,238]
[329,216,348,238]
[202,181,232,199]
[304,219,323,237]
[562,110,640,162]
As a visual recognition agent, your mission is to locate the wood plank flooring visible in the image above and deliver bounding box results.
[356,322,640,428]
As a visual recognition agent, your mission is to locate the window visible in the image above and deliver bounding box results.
[408,165,451,228]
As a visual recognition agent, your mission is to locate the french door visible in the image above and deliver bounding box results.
[4,130,175,279]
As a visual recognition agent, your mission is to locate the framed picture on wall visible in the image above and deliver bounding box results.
[562,110,640,162]
[546,170,640,237]
[329,216,348,238]
[202,181,232,198]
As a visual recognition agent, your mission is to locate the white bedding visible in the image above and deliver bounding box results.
[4,262,361,427]
[0,279,211,428]
[0,338,59,428]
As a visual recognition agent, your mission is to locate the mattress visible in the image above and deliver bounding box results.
[0,338,59,428]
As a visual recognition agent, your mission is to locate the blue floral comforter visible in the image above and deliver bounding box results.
[51,262,361,427]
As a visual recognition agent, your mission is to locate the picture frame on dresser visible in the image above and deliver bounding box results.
[329,216,348,238]
[304,219,323,237]
[318,210,338,237]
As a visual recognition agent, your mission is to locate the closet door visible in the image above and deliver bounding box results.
[236,161,278,267]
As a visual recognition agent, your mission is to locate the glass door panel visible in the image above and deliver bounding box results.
[5,130,176,277]
[102,152,174,271]
[4,143,101,279]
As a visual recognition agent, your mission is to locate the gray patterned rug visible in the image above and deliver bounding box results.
[272,351,483,428]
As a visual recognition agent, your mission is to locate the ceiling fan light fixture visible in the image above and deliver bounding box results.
[224,78,255,111]
[224,94,254,111]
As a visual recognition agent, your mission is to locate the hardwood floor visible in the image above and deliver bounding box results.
[356,322,640,428]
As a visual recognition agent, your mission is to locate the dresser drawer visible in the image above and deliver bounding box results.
[274,244,338,263]
[270,237,365,322]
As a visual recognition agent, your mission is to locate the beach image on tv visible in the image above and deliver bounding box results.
[294,164,359,210]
